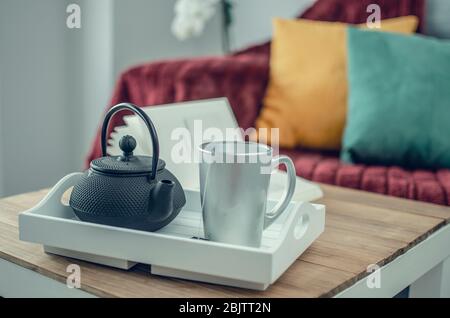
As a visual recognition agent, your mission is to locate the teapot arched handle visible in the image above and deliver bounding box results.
[101,103,160,180]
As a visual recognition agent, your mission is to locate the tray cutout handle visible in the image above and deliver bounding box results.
[29,173,84,212]
[293,212,310,240]
[269,201,324,285]
[286,202,314,242]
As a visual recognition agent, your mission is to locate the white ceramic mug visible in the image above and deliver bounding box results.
[199,141,296,247]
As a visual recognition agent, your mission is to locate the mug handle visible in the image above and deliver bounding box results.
[264,155,296,229]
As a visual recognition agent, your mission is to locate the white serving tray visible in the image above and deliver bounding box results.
[19,173,325,290]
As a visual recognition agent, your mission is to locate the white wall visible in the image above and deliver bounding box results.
[231,0,315,50]
[0,0,311,197]
[0,0,72,196]
[66,0,115,167]
[0,0,112,196]
[112,0,223,79]
[0,65,4,196]
[112,0,314,75]
[426,0,450,39]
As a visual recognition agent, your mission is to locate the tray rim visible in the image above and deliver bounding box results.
[21,211,277,255]
[20,172,312,254]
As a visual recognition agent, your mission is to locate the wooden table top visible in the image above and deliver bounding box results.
[1,184,450,297]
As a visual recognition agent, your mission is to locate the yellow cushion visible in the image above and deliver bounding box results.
[256,16,419,150]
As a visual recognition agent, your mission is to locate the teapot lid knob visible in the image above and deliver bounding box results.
[119,135,137,158]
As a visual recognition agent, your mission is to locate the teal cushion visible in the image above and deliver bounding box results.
[342,28,450,169]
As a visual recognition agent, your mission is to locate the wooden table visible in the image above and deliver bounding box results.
[1,184,450,298]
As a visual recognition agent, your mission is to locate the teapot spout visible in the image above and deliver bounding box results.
[149,180,175,222]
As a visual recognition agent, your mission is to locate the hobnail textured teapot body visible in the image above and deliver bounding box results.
[70,166,186,231]
[69,103,186,232]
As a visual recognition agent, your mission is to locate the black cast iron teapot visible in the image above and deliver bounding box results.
[69,103,186,232]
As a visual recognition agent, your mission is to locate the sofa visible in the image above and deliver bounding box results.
[87,0,450,206]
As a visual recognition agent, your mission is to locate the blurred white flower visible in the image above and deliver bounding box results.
[172,0,220,41]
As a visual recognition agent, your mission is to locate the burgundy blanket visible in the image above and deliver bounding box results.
[86,0,450,206]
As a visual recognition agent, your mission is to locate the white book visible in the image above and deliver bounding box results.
[107,98,323,202]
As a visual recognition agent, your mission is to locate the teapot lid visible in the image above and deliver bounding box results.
[91,135,165,175]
